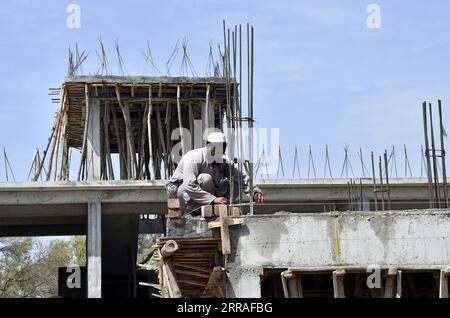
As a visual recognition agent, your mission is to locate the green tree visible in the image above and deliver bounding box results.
[69,236,86,266]
[0,237,84,298]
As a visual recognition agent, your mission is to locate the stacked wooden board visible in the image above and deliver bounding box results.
[154,236,225,298]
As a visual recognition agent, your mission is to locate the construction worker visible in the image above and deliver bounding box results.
[166,132,264,214]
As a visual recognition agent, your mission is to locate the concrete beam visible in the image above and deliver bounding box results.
[0,178,434,209]
[228,211,450,269]
[87,201,101,298]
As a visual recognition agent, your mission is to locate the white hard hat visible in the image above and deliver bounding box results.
[207,132,226,143]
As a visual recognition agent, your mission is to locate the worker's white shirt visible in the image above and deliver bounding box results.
[168,147,259,205]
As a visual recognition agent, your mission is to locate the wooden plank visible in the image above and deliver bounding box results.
[174,263,212,273]
[163,258,182,298]
[203,267,226,298]
[175,269,211,279]
[219,215,231,255]
[178,279,206,287]
[208,218,245,229]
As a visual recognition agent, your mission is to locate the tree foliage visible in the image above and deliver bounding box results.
[0,236,86,298]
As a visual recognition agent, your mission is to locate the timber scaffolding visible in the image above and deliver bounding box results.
[48,76,235,180]
[25,21,257,298]
[37,20,255,202]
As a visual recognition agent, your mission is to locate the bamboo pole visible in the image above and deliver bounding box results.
[77,84,90,180]
[147,85,155,180]
[104,101,114,180]
[156,104,168,173]
[165,101,172,176]
[115,85,137,179]
[176,85,185,155]
[111,104,127,179]
[139,102,149,179]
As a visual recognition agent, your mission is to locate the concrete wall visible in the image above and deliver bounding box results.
[226,210,450,297]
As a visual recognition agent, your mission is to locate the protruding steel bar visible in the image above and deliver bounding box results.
[379,156,385,211]
[384,150,392,210]
[422,102,434,208]
[429,102,441,208]
[438,99,449,208]
[371,151,378,211]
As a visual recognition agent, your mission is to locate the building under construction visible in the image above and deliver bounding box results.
[0,22,449,298]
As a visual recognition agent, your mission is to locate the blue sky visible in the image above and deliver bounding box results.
[1,0,450,180]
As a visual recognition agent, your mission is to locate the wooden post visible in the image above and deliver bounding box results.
[396,270,402,298]
[115,85,137,179]
[77,84,91,180]
[332,269,345,298]
[147,85,155,179]
[156,105,168,177]
[384,268,397,298]
[86,99,101,180]
[176,85,185,154]
[111,105,126,179]
[439,269,449,298]
[139,102,149,179]
[286,271,303,298]
[165,101,172,176]
[103,102,114,180]
[219,215,231,255]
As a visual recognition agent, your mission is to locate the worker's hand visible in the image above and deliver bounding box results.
[253,192,264,204]
[213,197,229,205]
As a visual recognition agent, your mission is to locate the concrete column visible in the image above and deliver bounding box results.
[226,267,261,298]
[87,98,101,180]
[87,200,101,298]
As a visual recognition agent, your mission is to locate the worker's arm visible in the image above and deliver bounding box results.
[182,159,217,205]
